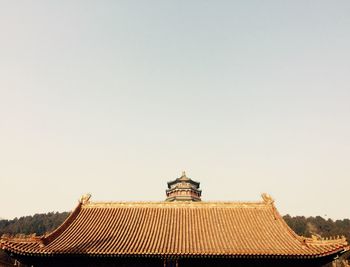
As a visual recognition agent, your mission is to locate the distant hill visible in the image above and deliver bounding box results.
[0,212,70,236]
[283,214,350,241]
[0,212,349,242]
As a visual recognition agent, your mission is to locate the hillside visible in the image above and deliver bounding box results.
[0,212,69,236]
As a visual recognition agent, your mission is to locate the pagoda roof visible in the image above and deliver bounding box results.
[1,195,349,259]
[167,172,200,187]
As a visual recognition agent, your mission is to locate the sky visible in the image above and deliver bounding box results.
[0,1,349,220]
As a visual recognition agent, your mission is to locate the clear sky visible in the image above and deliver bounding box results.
[0,1,349,220]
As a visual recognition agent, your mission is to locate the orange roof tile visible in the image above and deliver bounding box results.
[1,196,349,259]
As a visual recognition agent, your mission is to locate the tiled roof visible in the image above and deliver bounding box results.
[1,196,348,259]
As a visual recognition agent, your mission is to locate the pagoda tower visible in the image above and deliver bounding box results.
[165,171,202,201]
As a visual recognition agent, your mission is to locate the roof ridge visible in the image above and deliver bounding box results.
[83,200,267,204]
[271,204,349,248]
[41,202,83,246]
[1,233,41,243]
[306,235,348,245]
[82,193,275,206]
[265,201,308,245]
[82,201,268,208]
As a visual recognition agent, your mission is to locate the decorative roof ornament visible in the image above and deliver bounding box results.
[312,234,322,241]
[261,193,274,204]
[179,171,190,181]
[79,193,92,205]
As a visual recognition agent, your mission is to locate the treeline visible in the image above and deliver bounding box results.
[283,214,350,241]
[0,212,349,241]
[0,212,70,236]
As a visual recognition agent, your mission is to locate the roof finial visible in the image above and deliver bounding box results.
[182,171,186,177]
[261,193,274,204]
[79,193,92,205]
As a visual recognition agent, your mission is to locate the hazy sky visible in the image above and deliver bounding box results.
[0,1,349,220]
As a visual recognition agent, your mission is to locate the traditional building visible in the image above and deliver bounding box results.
[166,172,201,201]
[1,173,349,267]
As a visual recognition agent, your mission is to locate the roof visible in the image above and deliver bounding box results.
[1,195,349,259]
[167,172,200,188]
